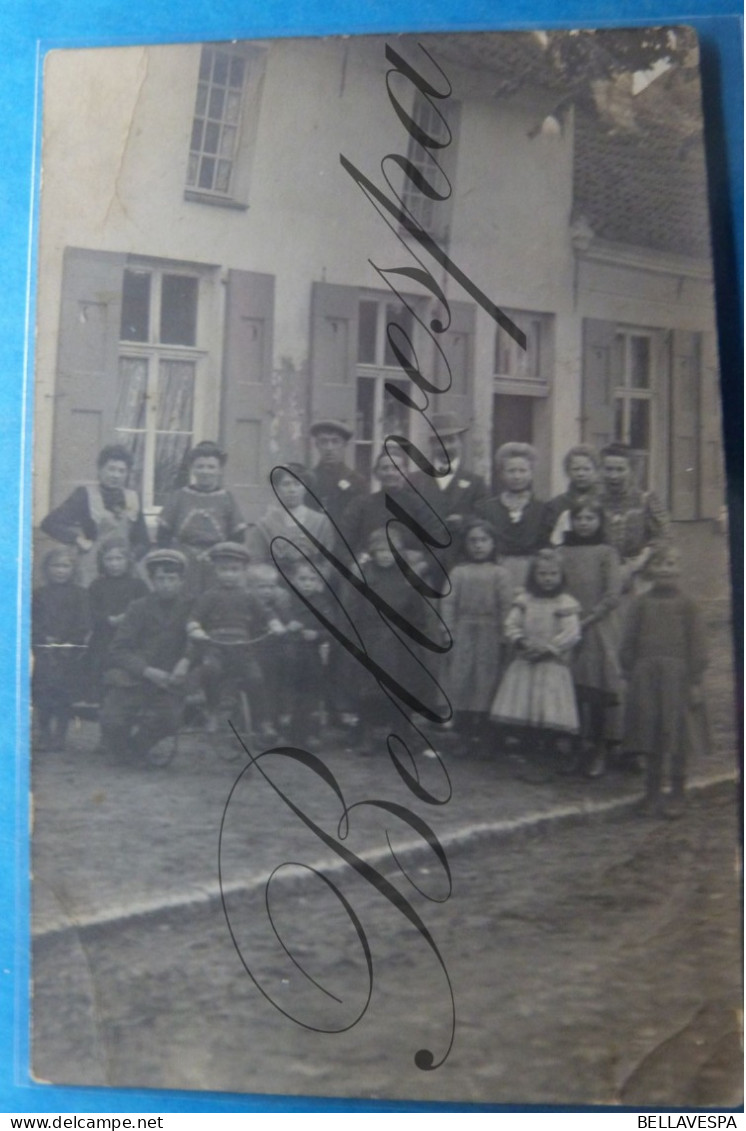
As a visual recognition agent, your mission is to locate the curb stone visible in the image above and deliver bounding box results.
[32,771,737,943]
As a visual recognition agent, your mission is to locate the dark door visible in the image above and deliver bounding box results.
[492,394,533,490]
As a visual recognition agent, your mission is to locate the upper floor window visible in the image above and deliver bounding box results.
[187,47,246,196]
[400,94,460,240]
[494,309,554,392]
[185,44,266,209]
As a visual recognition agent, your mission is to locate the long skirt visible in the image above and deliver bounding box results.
[443,620,505,714]
[497,554,531,596]
[623,656,690,755]
[491,656,579,733]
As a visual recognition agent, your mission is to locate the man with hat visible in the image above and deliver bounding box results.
[305,420,367,731]
[410,412,488,568]
[308,419,367,530]
[99,548,192,760]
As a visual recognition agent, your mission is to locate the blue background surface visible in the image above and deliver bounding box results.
[0,0,741,1114]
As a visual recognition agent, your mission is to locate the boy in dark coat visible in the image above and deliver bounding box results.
[279,559,336,747]
[99,549,192,761]
[187,542,279,737]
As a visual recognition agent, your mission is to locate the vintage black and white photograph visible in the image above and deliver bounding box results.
[30,28,741,1105]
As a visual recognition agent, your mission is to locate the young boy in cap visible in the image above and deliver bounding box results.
[99,549,192,761]
[187,542,281,736]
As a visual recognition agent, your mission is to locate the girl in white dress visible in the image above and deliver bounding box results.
[491,549,581,763]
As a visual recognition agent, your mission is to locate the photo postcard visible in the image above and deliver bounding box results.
[28,26,741,1107]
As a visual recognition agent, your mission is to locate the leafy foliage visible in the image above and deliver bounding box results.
[544,27,695,86]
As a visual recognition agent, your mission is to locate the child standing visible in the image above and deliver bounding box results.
[187,543,281,738]
[620,544,708,819]
[441,519,513,750]
[349,527,433,747]
[491,549,581,768]
[281,560,335,747]
[86,536,149,703]
[247,463,337,575]
[245,563,292,734]
[32,547,91,751]
[559,501,622,777]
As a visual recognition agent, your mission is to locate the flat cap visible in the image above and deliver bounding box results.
[207,542,252,562]
[143,548,187,573]
[309,419,353,441]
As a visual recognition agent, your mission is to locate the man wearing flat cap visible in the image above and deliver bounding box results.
[306,419,367,730]
[308,419,367,530]
[410,412,488,567]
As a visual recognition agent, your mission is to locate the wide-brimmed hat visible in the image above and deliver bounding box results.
[207,542,251,563]
[310,419,353,442]
[429,412,470,439]
[143,548,187,574]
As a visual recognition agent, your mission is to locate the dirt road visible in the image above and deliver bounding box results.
[33,784,741,1108]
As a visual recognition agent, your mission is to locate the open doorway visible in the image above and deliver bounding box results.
[492,395,534,491]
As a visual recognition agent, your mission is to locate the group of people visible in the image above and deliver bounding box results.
[32,415,708,817]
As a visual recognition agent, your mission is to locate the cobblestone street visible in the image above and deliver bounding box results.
[28,534,741,1107]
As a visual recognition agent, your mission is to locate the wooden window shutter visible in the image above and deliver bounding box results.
[308,282,358,434]
[669,329,700,519]
[581,319,617,452]
[52,247,126,505]
[698,330,725,520]
[221,269,275,522]
[433,299,476,440]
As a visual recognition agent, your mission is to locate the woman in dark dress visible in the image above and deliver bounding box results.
[476,442,549,594]
[40,444,149,585]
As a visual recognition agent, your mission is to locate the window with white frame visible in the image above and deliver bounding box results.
[185,44,265,206]
[117,265,210,511]
[355,295,421,483]
[612,328,654,485]
[494,309,553,390]
[400,93,459,238]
